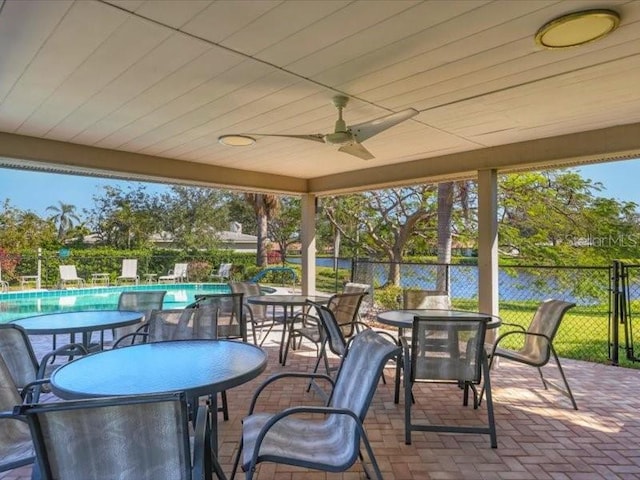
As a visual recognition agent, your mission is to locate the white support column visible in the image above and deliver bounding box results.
[477,169,499,322]
[300,194,317,295]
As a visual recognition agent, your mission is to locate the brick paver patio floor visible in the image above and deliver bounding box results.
[3,325,640,480]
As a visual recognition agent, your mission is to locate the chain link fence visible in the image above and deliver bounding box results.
[351,259,613,366]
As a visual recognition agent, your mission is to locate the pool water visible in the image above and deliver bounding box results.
[0,283,231,323]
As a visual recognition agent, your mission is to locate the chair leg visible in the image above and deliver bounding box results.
[481,354,498,448]
[220,391,229,421]
[230,436,243,480]
[548,347,579,410]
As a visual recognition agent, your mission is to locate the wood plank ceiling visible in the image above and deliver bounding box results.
[0,0,639,195]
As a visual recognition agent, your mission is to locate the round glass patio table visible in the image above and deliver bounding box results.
[51,339,267,480]
[247,295,331,364]
[11,309,144,350]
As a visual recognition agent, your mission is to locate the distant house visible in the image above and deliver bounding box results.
[149,222,260,252]
[82,222,260,252]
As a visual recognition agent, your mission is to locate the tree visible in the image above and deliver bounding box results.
[245,193,280,267]
[46,201,81,241]
[0,200,57,251]
[323,186,440,286]
[268,197,300,264]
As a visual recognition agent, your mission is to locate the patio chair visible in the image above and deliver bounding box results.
[191,292,246,341]
[0,353,39,477]
[283,292,367,367]
[116,258,139,284]
[210,262,233,282]
[58,265,85,288]
[403,315,497,448]
[0,324,87,402]
[482,299,578,410]
[229,281,280,346]
[159,262,188,283]
[113,306,230,421]
[112,290,166,345]
[17,391,211,480]
[231,329,401,480]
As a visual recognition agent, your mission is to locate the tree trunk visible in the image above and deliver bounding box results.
[256,213,268,267]
[436,182,453,292]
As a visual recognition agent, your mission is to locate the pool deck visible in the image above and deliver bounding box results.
[3,307,640,479]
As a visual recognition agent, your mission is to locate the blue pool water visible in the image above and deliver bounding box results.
[0,283,231,323]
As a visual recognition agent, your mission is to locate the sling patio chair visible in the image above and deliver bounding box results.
[231,329,401,480]
[229,281,281,346]
[58,265,85,288]
[116,258,139,284]
[403,315,497,448]
[0,324,87,402]
[112,290,167,346]
[481,299,578,410]
[17,391,212,480]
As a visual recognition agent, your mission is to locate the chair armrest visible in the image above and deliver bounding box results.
[20,378,51,402]
[248,372,334,414]
[113,332,149,348]
[1,409,28,422]
[40,343,88,371]
[246,405,366,474]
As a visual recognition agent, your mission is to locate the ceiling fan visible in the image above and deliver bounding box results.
[218,95,419,160]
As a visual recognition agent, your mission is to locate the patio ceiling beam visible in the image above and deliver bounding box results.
[0,132,307,195]
[309,122,640,195]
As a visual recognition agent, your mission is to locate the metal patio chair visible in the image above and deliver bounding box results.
[0,324,87,402]
[0,352,40,477]
[403,315,497,448]
[112,290,167,345]
[17,391,211,480]
[58,265,85,288]
[229,281,280,346]
[158,263,189,283]
[190,292,246,341]
[231,329,401,480]
[483,299,578,410]
[210,263,233,282]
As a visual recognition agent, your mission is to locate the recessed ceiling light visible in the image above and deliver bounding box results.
[535,9,620,49]
[218,134,256,147]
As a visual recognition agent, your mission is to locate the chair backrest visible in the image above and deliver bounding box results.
[147,308,198,342]
[521,299,576,364]
[191,293,245,340]
[327,291,367,338]
[0,353,35,473]
[121,258,138,277]
[309,300,348,358]
[59,265,79,280]
[410,316,489,384]
[174,263,188,280]
[21,392,194,480]
[403,289,451,309]
[229,281,266,318]
[0,324,39,389]
[117,291,167,313]
[330,329,400,423]
[216,263,232,278]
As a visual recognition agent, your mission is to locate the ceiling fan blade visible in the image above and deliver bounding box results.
[349,108,419,143]
[338,142,375,160]
[249,133,325,143]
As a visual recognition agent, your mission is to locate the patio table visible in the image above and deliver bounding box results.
[50,339,267,480]
[247,294,331,364]
[12,309,144,351]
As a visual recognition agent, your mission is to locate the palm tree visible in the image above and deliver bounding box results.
[46,201,81,241]
[244,193,280,267]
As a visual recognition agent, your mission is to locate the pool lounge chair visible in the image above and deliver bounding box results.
[159,263,188,283]
[58,265,85,288]
[211,263,232,282]
[116,258,139,285]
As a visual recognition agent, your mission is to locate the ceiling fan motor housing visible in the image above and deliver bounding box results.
[324,131,354,145]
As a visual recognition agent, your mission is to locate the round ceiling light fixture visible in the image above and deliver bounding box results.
[535,9,620,49]
[218,134,256,147]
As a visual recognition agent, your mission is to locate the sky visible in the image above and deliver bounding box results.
[0,159,639,218]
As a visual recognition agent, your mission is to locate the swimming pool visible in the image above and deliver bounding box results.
[0,283,232,323]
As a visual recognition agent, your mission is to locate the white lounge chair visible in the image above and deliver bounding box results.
[210,263,232,282]
[158,263,188,283]
[116,259,139,285]
[58,265,85,288]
